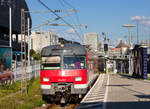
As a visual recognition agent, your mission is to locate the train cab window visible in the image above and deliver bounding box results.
[41,56,60,70]
[63,56,86,69]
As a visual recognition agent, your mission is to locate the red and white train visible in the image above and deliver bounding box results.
[40,43,98,103]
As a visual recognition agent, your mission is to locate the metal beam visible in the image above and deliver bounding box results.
[48,23,88,28]
[24,9,76,14]
[31,10,76,30]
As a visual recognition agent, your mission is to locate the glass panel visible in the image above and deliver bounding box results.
[41,56,60,70]
[42,56,60,63]
[63,56,86,69]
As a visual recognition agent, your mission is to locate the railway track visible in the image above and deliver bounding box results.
[34,103,78,109]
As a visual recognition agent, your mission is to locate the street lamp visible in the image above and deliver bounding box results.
[122,24,136,47]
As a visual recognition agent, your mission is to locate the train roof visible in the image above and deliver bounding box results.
[41,43,86,56]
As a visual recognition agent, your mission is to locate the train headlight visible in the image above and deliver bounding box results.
[75,77,82,81]
[43,78,50,82]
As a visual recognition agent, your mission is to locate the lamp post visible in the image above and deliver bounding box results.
[122,24,136,47]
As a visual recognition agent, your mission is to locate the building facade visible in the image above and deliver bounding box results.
[84,33,99,51]
[30,31,59,52]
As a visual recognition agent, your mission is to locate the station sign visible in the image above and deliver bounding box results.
[142,48,147,79]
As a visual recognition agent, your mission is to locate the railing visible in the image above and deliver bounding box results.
[12,60,40,81]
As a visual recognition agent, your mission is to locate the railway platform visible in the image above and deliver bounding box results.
[77,73,150,109]
[77,74,109,109]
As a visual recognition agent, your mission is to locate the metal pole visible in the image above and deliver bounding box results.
[9,6,12,47]
[15,58,17,82]
[40,27,42,51]
[137,23,139,44]
[121,61,122,73]
[129,54,131,74]
[28,17,30,66]
[21,9,23,95]
[127,27,131,47]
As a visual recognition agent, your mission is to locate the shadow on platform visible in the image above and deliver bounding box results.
[106,84,132,87]
[135,95,150,99]
[118,74,150,84]
[78,101,150,109]
[119,74,134,79]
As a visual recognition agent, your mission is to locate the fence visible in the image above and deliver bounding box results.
[12,60,40,81]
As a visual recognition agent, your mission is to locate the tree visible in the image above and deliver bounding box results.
[30,49,40,60]
[30,49,36,57]
[33,53,40,60]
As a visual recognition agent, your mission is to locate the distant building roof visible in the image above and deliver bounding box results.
[116,40,128,48]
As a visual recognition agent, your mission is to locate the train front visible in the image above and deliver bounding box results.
[40,44,88,103]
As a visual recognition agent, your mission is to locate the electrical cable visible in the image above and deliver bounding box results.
[62,0,84,37]
[58,0,81,42]
[37,0,83,42]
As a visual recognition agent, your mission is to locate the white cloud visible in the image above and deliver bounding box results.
[130,16,150,27]
[130,16,148,21]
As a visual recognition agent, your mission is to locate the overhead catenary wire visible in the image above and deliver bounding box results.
[59,0,83,42]
[58,0,91,50]
[37,0,83,42]
[62,0,84,37]
[58,0,79,41]
[29,9,75,24]
[59,0,77,27]
[31,10,76,30]
[24,9,74,14]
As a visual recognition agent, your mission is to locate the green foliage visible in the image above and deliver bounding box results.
[0,78,45,109]
[32,53,41,60]
[30,49,36,57]
[0,82,20,90]
[0,82,21,98]
[30,49,41,60]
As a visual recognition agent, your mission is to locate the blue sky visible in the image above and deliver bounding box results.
[26,0,150,45]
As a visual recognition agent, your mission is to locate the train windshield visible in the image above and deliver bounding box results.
[41,56,61,70]
[63,56,86,69]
